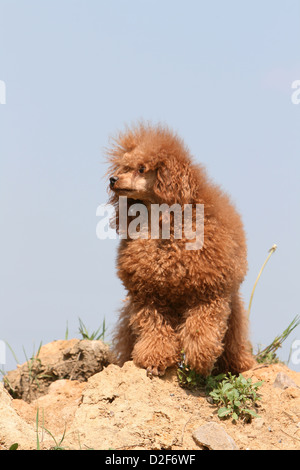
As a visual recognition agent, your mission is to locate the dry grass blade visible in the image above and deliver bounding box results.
[248,244,277,318]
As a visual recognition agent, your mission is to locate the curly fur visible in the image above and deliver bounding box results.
[106,122,255,377]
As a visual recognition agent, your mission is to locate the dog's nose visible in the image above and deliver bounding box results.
[110,176,118,188]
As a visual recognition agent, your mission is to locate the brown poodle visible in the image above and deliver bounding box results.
[106,122,255,377]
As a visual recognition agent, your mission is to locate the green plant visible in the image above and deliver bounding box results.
[1,342,53,401]
[177,355,263,422]
[255,315,300,364]
[23,343,53,394]
[206,373,263,422]
[23,342,43,384]
[78,317,107,341]
[36,407,41,450]
[43,426,67,450]
[65,321,69,340]
[35,407,68,450]
[9,443,19,450]
[177,352,204,389]
[4,341,20,364]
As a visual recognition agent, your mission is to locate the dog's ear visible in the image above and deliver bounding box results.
[154,162,194,205]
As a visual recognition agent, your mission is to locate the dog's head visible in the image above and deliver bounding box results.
[108,161,157,202]
[106,122,201,206]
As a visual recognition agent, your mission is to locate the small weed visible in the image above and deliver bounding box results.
[78,317,107,341]
[43,426,67,450]
[23,342,45,387]
[177,352,205,389]
[255,315,300,364]
[35,408,68,450]
[178,355,263,423]
[206,373,263,422]
[1,342,53,400]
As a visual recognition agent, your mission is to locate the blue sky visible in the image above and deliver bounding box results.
[1,1,300,372]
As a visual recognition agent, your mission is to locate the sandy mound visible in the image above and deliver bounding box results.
[1,340,300,450]
[3,339,113,402]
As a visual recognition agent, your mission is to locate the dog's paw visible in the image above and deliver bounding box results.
[146,365,166,378]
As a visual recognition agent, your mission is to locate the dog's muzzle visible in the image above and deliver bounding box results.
[110,176,119,188]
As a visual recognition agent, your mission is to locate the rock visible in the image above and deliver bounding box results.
[273,372,298,390]
[0,382,49,449]
[65,361,188,450]
[12,379,85,437]
[192,422,238,450]
[252,417,265,430]
[4,339,113,402]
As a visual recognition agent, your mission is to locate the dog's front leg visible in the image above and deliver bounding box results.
[179,298,231,377]
[130,305,180,377]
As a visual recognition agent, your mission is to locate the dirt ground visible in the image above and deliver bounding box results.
[1,340,300,450]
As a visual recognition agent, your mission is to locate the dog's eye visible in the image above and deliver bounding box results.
[138,166,146,174]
